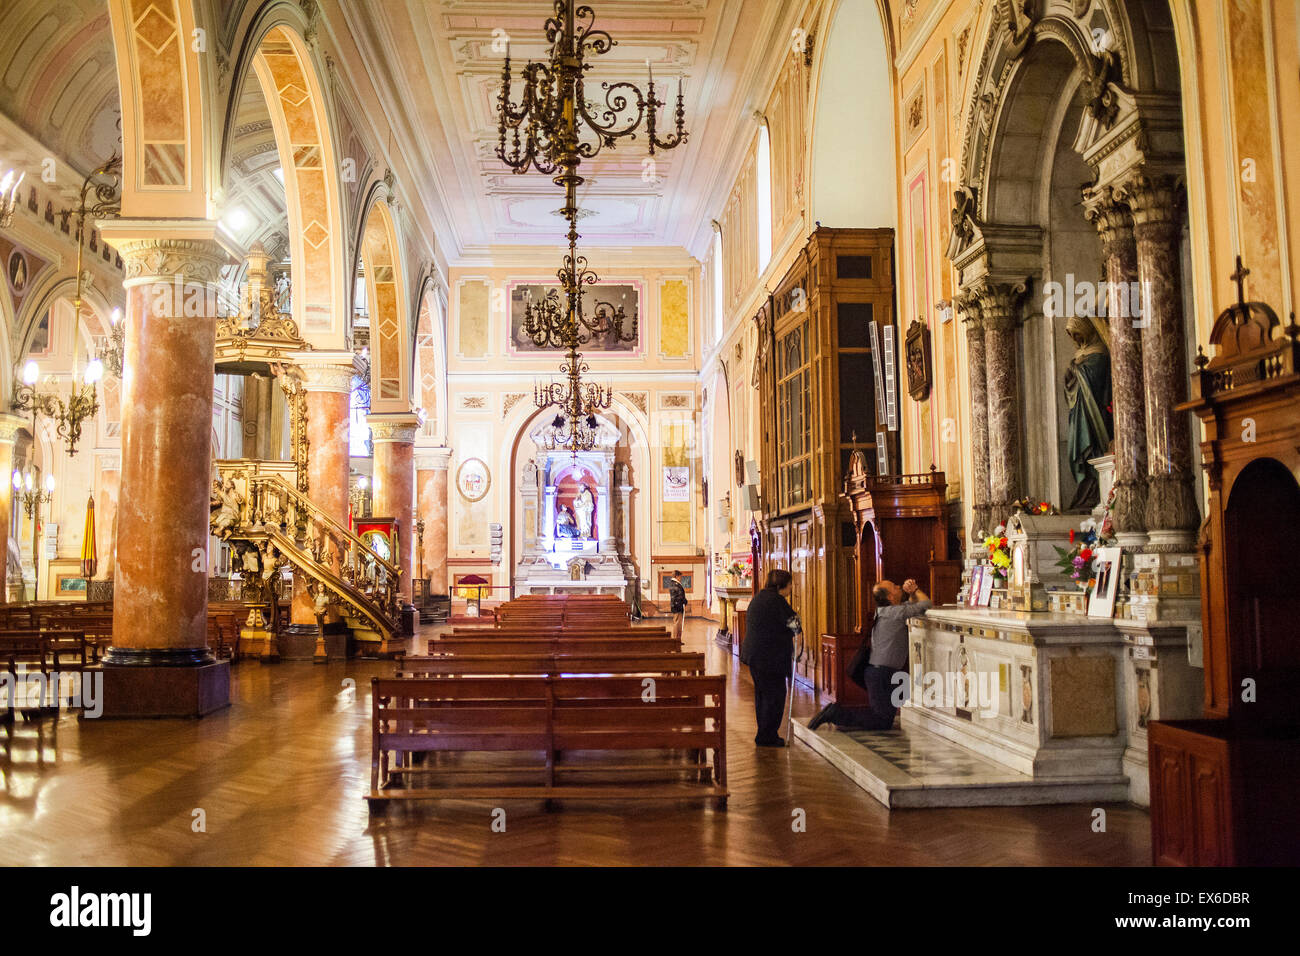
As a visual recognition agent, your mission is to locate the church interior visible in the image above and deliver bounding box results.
[0,0,1296,877]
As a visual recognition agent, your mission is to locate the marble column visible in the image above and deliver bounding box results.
[98,223,231,716]
[975,281,1027,526]
[284,352,356,650]
[1115,172,1199,549]
[1084,187,1148,544]
[0,415,24,603]
[956,294,991,540]
[369,413,420,603]
[415,444,451,595]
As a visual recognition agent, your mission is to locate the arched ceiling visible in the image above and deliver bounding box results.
[0,0,120,187]
[223,73,291,264]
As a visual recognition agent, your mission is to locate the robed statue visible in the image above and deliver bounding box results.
[573,484,595,539]
[555,505,580,538]
[1063,315,1113,510]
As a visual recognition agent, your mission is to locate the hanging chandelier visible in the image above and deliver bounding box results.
[498,0,689,453]
[13,358,102,457]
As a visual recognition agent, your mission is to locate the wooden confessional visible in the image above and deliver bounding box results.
[1149,286,1300,865]
[754,227,898,688]
[819,456,961,705]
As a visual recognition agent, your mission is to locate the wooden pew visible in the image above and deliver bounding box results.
[427,636,679,657]
[397,651,707,678]
[367,674,726,810]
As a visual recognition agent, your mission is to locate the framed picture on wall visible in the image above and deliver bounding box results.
[659,571,693,592]
[967,566,984,608]
[1088,547,1122,618]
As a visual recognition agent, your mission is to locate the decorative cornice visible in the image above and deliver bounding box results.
[0,414,26,445]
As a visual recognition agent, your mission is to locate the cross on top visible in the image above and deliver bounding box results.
[1230,255,1250,307]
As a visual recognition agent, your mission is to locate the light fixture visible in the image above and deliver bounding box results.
[350,475,372,520]
[13,358,101,457]
[0,167,26,228]
[68,155,122,311]
[97,308,125,378]
[221,207,251,234]
[16,468,53,518]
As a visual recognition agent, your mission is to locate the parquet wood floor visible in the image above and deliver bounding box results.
[0,619,1151,865]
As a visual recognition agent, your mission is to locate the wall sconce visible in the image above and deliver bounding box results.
[0,168,25,228]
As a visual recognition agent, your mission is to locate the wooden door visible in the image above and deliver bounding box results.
[792,517,815,685]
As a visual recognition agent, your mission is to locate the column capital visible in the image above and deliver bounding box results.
[954,290,984,331]
[1082,184,1136,250]
[414,444,453,471]
[0,413,26,445]
[98,219,234,286]
[285,350,361,393]
[367,412,421,444]
[1113,170,1184,229]
[971,279,1028,330]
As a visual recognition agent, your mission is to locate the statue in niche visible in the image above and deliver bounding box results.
[1063,315,1113,510]
[522,460,538,491]
[274,272,291,313]
[556,505,580,538]
[573,483,595,539]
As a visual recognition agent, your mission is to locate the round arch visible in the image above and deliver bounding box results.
[356,193,411,413]
[221,14,348,346]
[805,0,897,231]
[411,273,448,445]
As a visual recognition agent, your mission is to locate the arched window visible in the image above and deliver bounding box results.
[756,121,772,273]
[712,229,725,343]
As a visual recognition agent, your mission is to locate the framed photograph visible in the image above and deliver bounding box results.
[55,574,88,597]
[509,281,640,353]
[659,571,693,592]
[455,457,491,503]
[977,567,994,607]
[967,566,984,607]
[1088,546,1122,618]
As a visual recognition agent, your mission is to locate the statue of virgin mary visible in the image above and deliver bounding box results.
[1063,315,1113,510]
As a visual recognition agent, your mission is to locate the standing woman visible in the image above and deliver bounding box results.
[740,569,798,747]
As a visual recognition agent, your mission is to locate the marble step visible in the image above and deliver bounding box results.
[791,718,1131,809]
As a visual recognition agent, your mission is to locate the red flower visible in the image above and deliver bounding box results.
[1080,547,1092,560]
[1069,529,1075,544]
[999,537,1008,548]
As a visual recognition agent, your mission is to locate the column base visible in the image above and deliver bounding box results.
[99,661,230,718]
[1143,528,1196,552]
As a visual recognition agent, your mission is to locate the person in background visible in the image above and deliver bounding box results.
[740,568,799,747]
[667,570,687,642]
[808,578,931,732]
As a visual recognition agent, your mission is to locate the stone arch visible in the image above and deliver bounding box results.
[805,0,896,230]
[221,14,348,345]
[106,0,215,218]
[411,273,448,444]
[356,191,411,413]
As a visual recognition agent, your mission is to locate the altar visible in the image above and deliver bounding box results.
[512,415,636,600]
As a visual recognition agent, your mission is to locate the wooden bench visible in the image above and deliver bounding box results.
[397,651,707,678]
[367,674,727,810]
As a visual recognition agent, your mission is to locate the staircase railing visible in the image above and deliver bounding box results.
[213,461,402,640]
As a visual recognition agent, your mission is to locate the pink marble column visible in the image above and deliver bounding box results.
[1084,186,1147,540]
[369,414,420,603]
[286,353,355,631]
[1116,172,1199,549]
[956,295,990,540]
[97,224,231,716]
[0,415,23,603]
[415,445,451,594]
[975,280,1027,526]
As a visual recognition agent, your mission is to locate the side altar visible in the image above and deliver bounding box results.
[513,415,636,598]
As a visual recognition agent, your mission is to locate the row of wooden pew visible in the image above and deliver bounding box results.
[490,593,633,628]
[367,609,728,811]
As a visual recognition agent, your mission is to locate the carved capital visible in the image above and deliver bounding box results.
[367,413,420,444]
[111,236,229,285]
[1114,171,1184,231]
[414,446,453,472]
[287,350,360,393]
[954,290,984,331]
[1082,184,1136,257]
[971,280,1027,330]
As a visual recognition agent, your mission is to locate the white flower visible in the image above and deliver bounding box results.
[994,523,1006,535]
[1080,518,1097,533]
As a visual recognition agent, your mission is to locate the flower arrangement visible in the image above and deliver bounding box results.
[724,555,753,583]
[1010,497,1058,516]
[1053,488,1116,590]
[980,524,1012,583]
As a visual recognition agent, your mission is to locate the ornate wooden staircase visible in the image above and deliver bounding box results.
[212,462,403,654]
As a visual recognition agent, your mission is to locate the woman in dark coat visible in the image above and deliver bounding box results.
[739,569,798,747]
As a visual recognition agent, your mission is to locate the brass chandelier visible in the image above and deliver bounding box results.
[496,0,689,451]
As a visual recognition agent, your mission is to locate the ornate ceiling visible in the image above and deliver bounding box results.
[339,0,778,259]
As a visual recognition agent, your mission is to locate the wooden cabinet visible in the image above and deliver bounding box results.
[754,228,897,688]
[820,632,869,706]
[1150,286,1300,864]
